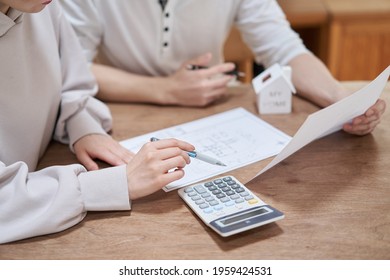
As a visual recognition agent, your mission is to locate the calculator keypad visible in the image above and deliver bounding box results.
[183,176,258,214]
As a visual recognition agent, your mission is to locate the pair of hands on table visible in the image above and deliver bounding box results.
[74,136,194,200]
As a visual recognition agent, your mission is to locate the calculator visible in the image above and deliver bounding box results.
[178,176,284,237]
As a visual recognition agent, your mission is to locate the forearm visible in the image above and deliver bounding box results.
[91,57,236,107]
[92,63,171,104]
[0,162,129,244]
[288,53,349,108]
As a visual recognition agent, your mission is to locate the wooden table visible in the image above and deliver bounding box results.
[1,82,389,260]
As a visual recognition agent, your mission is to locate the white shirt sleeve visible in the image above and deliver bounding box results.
[0,162,130,244]
[53,6,111,150]
[59,0,103,62]
[235,0,309,67]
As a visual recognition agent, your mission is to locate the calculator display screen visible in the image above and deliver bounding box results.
[221,208,269,225]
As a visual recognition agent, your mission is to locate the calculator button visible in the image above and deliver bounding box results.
[187,192,198,197]
[213,179,223,184]
[209,200,219,206]
[205,197,214,202]
[240,191,250,197]
[223,177,232,182]
[212,189,221,195]
[214,204,223,211]
[235,198,245,203]
[195,199,205,205]
[201,193,211,198]
[226,180,236,185]
[184,187,194,193]
[230,184,240,189]
[208,186,217,191]
[248,199,259,204]
[203,208,213,214]
[199,203,209,209]
[221,187,231,192]
[217,183,227,188]
[235,187,245,193]
[225,201,235,207]
[204,182,214,187]
[216,193,226,199]
[230,194,240,200]
[220,197,230,203]
[245,195,254,200]
[194,185,207,194]
[226,190,235,196]
[191,195,201,201]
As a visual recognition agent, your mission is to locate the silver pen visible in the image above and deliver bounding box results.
[150,137,227,166]
[186,64,245,77]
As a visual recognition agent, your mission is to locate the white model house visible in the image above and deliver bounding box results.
[252,63,296,114]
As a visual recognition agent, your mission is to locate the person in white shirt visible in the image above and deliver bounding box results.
[0,0,194,244]
[60,0,385,136]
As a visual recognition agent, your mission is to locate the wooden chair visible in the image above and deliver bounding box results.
[223,27,254,83]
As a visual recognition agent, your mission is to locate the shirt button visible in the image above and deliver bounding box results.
[164,27,169,32]
[163,42,169,47]
[165,13,169,17]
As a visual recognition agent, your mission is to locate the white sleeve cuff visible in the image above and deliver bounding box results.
[79,165,131,211]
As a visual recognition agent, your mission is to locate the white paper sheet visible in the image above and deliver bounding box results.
[121,108,291,191]
[250,65,390,180]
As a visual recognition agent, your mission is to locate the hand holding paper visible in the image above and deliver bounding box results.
[343,98,387,135]
[251,65,389,179]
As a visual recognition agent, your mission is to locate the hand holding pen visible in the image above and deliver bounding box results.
[126,138,195,200]
[165,53,235,107]
[186,64,245,78]
[151,137,226,166]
